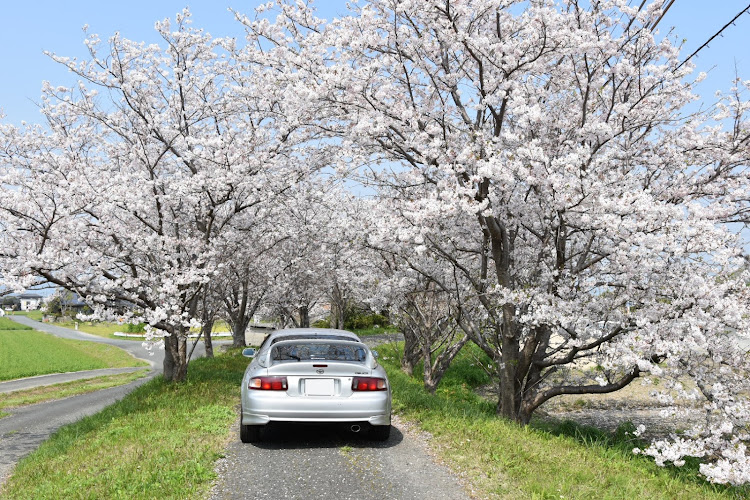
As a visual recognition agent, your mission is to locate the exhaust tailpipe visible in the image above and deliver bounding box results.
[350,424,361,433]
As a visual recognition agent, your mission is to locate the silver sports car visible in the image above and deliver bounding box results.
[240,328,392,442]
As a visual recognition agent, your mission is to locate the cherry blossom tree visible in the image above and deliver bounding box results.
[260,179,375,329]
[247,0,750,484]
[0,10,323,382]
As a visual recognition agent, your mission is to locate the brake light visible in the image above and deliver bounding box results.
[249,376,288,390]
[352,377,386,391]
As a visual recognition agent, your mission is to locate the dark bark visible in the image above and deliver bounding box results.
[163,331,188,382]
[224,280,263,348]
[231,318,249,348]
[423,333,469,393]
[298,305,310,328]
[400,324,423,376]
[329,283,347,329]
[202,319,214,358]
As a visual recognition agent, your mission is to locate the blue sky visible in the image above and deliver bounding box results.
[0,1,749,125]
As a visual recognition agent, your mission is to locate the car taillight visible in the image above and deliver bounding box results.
[249,376,288,390]
[352,377,386,391]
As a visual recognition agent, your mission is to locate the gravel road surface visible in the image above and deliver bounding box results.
[210,416,471,500]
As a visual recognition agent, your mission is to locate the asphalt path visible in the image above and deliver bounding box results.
[0,316,224,486]
[209,417,471,500]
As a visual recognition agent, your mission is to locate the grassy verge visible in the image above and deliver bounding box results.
[0,317,33,330]
[376,343,745,499]
[1,352,247,499]
[52,320,231,340]
[0,370,150,413]
[54,320,129,339]
[0,329,148,381]
[351,326,400,336]
[9,310,44,321]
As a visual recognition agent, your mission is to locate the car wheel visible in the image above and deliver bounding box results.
[369,424,391,441]
[240,422,261,443]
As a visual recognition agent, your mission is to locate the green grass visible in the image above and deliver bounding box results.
[52,320,232,340]
[54,320,129,339]
[376,342,745,499]
[0,317,33,330]
[0,329,148,381]
[351,326,400,336]
[10,310,44,321]
[0,371,150,413]
[1,352,247,500]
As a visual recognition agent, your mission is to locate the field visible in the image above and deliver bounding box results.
[51,320,232,340]
[9,310,44,321]
[0,327,148,381]
[376,343,743,499]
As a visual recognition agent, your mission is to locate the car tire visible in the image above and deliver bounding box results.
[240,422,261,443]
[369,424,391,441]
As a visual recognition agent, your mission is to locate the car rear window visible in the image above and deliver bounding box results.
[270,334,357,345]
[271,342,367,363]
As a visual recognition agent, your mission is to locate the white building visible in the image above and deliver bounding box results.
[19,293,43,311]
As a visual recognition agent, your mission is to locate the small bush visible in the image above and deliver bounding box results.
[345,312,391,330]
[312,318,330,328]
[124,322,146,333]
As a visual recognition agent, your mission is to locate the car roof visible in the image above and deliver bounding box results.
[265,328,362,343]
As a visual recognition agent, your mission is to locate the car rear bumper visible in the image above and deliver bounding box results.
[241,391,391,426]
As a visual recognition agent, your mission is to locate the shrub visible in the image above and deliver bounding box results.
[345,312,391,330]
[124,322,146,333]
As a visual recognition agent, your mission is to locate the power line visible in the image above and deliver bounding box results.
[651,0,678,30]
[676,2,750,71]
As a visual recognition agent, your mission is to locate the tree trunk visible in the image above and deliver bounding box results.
[163,330,189,382]
[231,320,248,348]
[298,305,310,328]
[330,283,346,329]
[202,319,214,358]
[423,342,437,393]
[498,306,520,420]
[400,326,422,376]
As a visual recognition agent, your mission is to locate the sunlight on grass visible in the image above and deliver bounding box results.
[376,342,744,500]
[2,345,746,499]
[9,310,44,321]
[52,320,232,340]
[0,329,148,381]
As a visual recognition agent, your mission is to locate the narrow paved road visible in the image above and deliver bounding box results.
[0,317,222,486]
[210,416,471,500]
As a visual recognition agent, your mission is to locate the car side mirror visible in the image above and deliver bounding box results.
[372,350,379,358]
[242,347,257,358]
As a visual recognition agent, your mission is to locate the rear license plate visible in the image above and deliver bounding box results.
[305,378,335,396]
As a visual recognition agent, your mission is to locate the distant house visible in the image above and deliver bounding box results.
[19,293,43,311]
[58,292,88,315]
